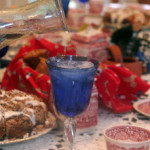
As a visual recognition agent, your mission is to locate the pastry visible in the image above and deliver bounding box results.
[35,57,49,75]
[0,89,55,140]
[23,49,48,69]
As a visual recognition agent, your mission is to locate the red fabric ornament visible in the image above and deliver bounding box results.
[95,64,150,113]
[1,37,76,108]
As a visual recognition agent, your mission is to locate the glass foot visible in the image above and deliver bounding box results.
[64,118,77,149]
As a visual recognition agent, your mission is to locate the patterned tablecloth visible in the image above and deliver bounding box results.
[0,74,150,150]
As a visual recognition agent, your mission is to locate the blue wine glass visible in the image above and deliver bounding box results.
[46,55,99,149]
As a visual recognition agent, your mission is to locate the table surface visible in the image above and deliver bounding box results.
[0,75,150,150]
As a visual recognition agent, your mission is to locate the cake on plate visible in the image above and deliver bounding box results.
[0,89,55,140]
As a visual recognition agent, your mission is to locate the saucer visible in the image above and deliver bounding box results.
[133,99,150,117]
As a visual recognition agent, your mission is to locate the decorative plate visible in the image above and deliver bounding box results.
[133,99,150,117]
[0,121,56,146]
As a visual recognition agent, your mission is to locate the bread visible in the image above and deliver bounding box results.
[23,49,48,69]
[0,89,55,140]
[35,57,49,75]
[23,49,50,75]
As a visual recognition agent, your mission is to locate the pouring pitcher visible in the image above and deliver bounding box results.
[0,0,67,57]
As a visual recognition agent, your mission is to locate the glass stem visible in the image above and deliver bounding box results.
[64,117,77,149]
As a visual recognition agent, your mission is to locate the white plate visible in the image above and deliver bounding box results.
[133,99,150,117]
[0,121,56,146]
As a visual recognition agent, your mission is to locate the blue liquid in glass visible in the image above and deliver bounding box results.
[47,57,97,118]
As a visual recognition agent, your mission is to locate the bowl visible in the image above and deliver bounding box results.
[102,45,142,76]
[104,125,150,150]
[103,57,142,77]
